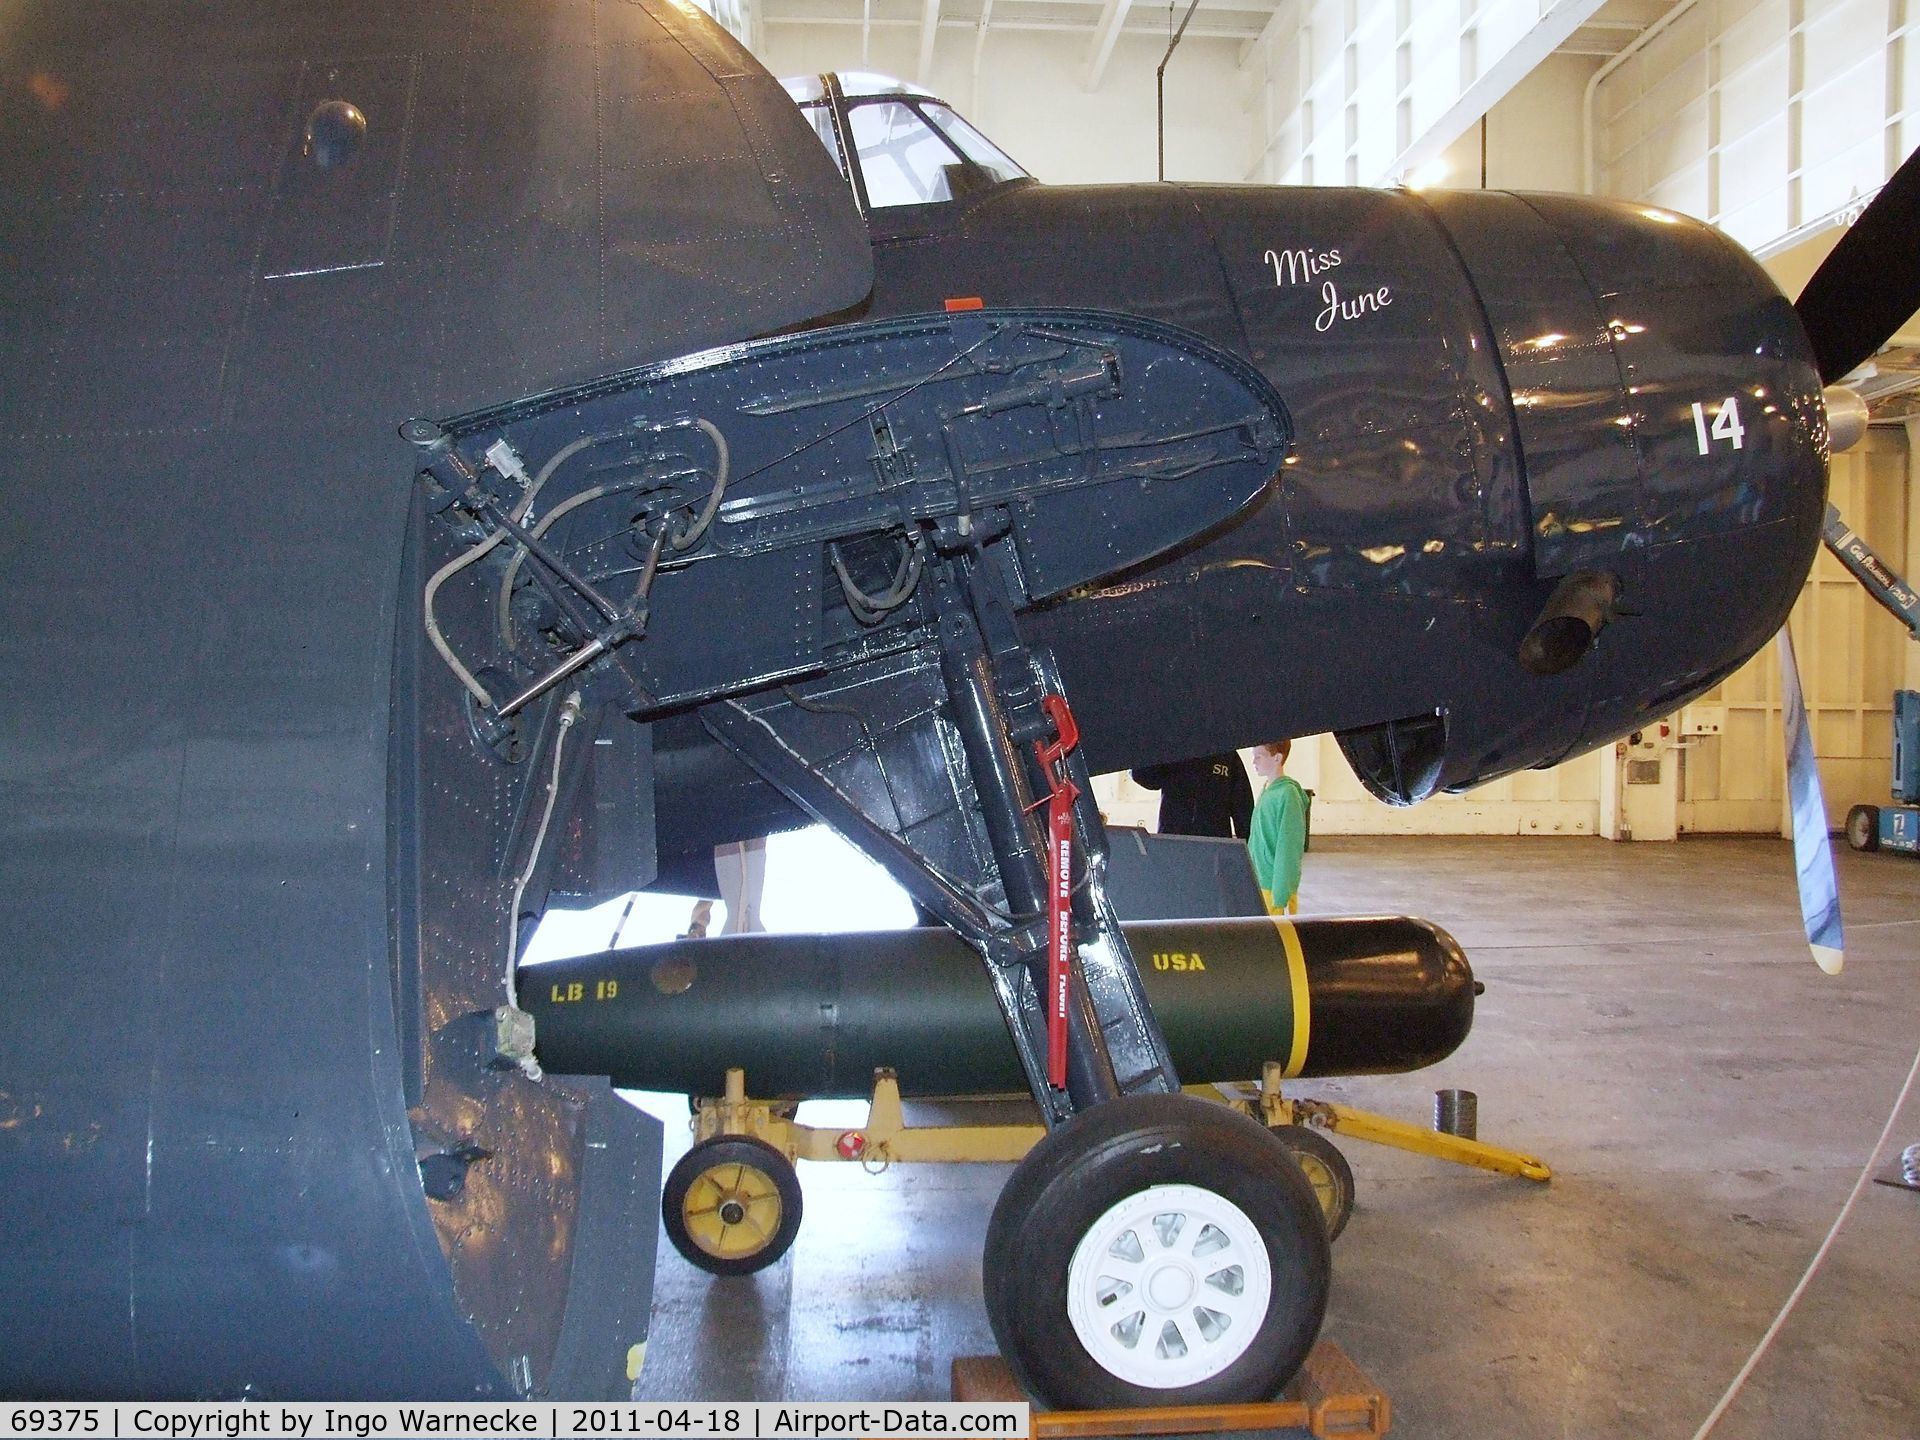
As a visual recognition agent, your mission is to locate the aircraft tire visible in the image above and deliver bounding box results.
[662,1135,803,1276]
[1268,1124,1355,1242]
[983,1093,1329,1410]
[1846,805,1880,852]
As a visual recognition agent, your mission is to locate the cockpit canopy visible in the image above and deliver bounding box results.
[782,72,1030,211]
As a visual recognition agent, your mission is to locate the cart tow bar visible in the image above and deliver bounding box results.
[1033,694,1080,1090]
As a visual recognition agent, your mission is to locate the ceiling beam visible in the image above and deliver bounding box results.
[760,0,1281,22]
[1382,0,1610,184]
[1083,0,1134,91]
[1237,0,1301,70]
[767,11,1259,39]
[918,0,942,83]
[971,0,997,106]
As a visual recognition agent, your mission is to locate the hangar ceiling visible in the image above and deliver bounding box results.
[737,0,1686,90]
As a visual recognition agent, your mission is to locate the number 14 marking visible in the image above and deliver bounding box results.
[1692,396,1745,453]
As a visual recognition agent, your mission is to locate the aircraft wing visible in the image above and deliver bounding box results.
[543,0,877,368]
[0,0,867,1400]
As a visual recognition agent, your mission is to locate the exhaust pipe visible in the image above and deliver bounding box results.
[1518,569,1620,675]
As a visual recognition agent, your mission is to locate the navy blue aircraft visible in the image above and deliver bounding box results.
[2,0,1910,1411]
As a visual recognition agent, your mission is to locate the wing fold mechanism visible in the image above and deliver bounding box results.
[408,307,1291,1123]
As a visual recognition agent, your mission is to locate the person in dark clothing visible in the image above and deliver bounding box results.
[1129,753,1254,838]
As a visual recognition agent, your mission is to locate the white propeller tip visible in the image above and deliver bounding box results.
[1812,944,1844,976]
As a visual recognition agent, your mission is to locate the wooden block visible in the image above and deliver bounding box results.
[951,1354,1027,1403]
[1034,1400,1311,1438]
[1292,1341,1391,1438]
[949,1340,1389,1439]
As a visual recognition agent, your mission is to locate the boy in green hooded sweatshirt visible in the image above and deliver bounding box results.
[1248,739,1307,913]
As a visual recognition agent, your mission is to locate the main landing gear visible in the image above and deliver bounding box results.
[985,1096,1329,1408]
[703,542,1332,1409]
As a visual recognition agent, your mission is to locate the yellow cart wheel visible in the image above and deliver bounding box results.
[1269,1124,1354,1242]
[663,1135,804,1276]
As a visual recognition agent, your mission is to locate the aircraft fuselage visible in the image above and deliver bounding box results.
[654,174,1825,871]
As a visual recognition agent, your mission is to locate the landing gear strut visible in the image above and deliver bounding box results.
[705,541,1178,1122]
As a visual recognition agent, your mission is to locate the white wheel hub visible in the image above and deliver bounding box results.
[1065,1182,1273,1389]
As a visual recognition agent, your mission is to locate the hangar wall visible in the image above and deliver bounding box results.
[1589,0,1920,258]
[1240,0,1611,187]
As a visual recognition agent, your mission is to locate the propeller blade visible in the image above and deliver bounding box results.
[1794,143,1920,384]
[1776,627,1844,973]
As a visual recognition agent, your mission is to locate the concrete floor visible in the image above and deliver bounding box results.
[629,836,1920,1439]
